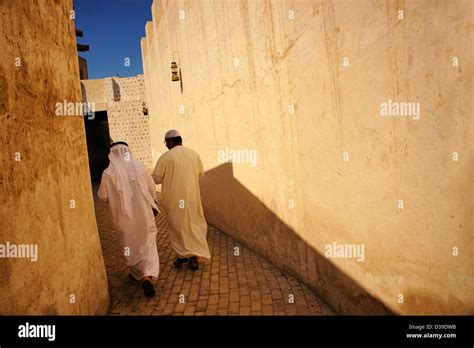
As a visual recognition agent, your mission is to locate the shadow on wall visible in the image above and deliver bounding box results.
[200,163,393,315]
[80,82,87,101]
[112,78,121,101]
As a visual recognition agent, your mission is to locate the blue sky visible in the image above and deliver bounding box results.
[74,0,153,79]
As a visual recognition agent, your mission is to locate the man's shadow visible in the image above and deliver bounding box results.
[200,162,393,315]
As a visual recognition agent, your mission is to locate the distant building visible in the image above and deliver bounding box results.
[81,75,153,177]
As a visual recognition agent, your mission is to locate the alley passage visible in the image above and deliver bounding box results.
[94,190,336,316]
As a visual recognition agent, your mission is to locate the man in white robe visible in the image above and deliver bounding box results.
[152,130,211,270]
[98,141,160,297]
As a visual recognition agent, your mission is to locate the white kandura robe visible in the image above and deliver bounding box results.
[98,158,160,280]
[152,146,211,260]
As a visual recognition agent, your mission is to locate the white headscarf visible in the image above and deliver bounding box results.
[106,144,159,219]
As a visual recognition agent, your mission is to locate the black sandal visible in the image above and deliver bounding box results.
[173,257,189,268]
[189,256,199,271]
[142,279,156,297]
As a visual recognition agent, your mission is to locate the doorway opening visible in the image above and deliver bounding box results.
[84,111,111,183]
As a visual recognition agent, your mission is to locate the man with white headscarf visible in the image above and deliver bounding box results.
[152,130,211,270]
[98,141,160,297]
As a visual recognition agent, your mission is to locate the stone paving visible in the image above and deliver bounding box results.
[93,189,336,316]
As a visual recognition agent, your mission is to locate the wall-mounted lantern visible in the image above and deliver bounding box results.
[172,51,183,94]
[171,61,180,81]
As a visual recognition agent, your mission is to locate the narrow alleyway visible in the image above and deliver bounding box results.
[94,189,336,316]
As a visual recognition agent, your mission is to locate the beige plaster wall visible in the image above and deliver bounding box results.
[0,0,109,314]
[141,0,473,314]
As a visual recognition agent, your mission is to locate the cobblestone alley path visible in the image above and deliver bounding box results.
[93,189,336,316]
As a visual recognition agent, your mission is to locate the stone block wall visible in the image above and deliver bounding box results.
[81,75,153,169]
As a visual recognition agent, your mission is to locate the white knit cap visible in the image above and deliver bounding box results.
[164,129,181,139]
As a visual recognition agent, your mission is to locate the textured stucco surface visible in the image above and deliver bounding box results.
[0,0,109,314]
[142,0,473,314]
[81,75,153,169]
